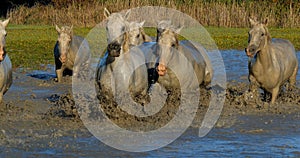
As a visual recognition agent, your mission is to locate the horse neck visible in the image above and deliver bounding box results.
[107,47,127,68]
[106,32,130,67]
[67,40,75,62]
[69,36,80,60]
[256,39,272,68]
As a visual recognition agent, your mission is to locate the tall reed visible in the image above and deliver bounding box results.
[6,0,300,28]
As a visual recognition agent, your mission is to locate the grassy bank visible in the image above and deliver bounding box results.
[207,27,300,50]
[5,25,300,70]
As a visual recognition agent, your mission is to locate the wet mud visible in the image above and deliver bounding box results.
[0,50,299,156]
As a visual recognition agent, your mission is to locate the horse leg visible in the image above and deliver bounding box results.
[271,86,280,104]
[56,68,64,82]
[0,92,3,103]
[263,89,270,102]
[248,75,259,100]
[288,66,298,91]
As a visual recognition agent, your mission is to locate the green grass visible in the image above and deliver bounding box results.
[5,25,300,70]
[207,27,300,50]
[6,25,90,70]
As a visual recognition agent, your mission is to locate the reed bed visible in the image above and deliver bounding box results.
[6,0,300,28]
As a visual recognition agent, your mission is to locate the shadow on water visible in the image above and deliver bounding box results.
[28,71,56,80]
[27,64,57,80]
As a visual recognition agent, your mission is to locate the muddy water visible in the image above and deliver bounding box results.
[0,50,299,157]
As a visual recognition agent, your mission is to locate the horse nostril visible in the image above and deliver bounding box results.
[108,44,114,50]
[114,44,120,50]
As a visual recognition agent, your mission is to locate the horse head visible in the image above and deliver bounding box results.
[128,20,152,47]
[156,20,182,76]
[245,17,271,58]
[104,8,131,57]
[0,19,9,62]
[56,25,73,63]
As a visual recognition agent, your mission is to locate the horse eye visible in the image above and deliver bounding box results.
[261,33,264,36]
[136,34,140,38]
[171,43,176,47]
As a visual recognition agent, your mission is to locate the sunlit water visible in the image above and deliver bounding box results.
[2,114,300,157]
[8,50,300,157]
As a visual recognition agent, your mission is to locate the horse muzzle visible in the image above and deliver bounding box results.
[245,47,257,58]
[59,54,67,63]
[107,42,121,57]
[156,63,167,76]
[0,46,5,61]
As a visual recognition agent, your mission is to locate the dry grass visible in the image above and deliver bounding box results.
[6,0,300,28]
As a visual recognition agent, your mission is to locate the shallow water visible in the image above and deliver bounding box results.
[2,114,300,157]
[12,50,300,157]
[221,50,300,84]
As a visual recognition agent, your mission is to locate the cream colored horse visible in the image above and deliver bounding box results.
[245,17,298,104]
[96,8,150,101]
[0,19,12,102]
[54,25,90,82]
[155,20,212,90]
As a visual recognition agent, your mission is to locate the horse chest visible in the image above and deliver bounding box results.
[63,51,76,69]
[251,62,280,89]
[158,71,180,89]
[0,64,4,88]
[62,60,74,70]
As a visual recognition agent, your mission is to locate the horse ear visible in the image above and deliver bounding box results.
[2,18,10,28]
[175,26,183,34]
[104,8,111,18]
[156,20,160,26]
[157,20,172,30]
[139,20,145,27]
[249,17,258,27]
[124,20,130,32]
[124,9,131,20]
[55,25,61,33]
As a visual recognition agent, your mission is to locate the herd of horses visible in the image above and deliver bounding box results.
[0,8,298,106]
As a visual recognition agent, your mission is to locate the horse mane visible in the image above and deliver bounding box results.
[122,32,130,53]
[141,28,152,42]
[263,25,272,43]
[174,35,179,49]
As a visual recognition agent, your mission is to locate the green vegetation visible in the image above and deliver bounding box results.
[6,0,300,28]
[6,25,90,70]
[207,27,300,50]
[5,25,300,70]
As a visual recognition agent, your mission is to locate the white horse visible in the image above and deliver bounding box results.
[54,25,90,82]
[152,20,213,91]
[0,19,12,102]
[245,17,298,104]
[96,8,150,102]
